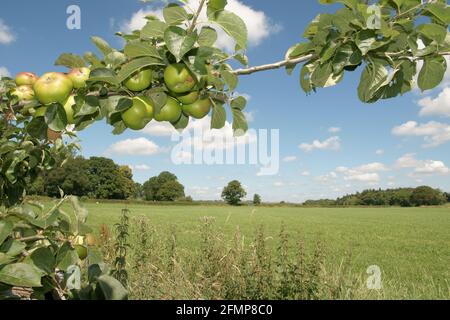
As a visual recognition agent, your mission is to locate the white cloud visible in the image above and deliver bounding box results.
[143,121,177,137]
[299,136,341,153]
[0,20,15,44]
[392,121,450,147]
[274,182,284,187]
[282,156,297,163]
[328,127,341,133]
[335,162,387,183]
[316,171,337,182]
[376,149,384,155]
[129,164,151,171]
[417,87,450,117]
[300,171,310,176]
[121,0,281,51]
[107,138,161,156]
[0,66,10,77]
[175,115,257,152]
[395,153,450,177]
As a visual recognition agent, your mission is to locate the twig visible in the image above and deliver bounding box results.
[232,54,315,75]
[187,0,207,34]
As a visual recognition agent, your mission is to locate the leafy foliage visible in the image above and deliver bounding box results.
[221,180,247,205]
[142,171,185,201]
[289,0,450,102]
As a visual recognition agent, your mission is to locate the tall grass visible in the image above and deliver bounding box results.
[97,214,449,300]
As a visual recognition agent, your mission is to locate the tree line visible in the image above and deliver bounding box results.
[28,156,187,201]
[303,187,449,207]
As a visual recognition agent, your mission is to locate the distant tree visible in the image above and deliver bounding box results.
[133,182,144,199]
[156,180,185,201]
[143,172,185,201]
[143,177,158,201]
[222,180,247,206]
[445,192,450,203]
[86,157,132,199]
[253,194,262,206]
[410,186,447,207]
[118,166,136,199]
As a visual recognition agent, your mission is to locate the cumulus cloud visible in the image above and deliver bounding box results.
[335,162,387,183]
[282,156,297,163]
[375,149,385,155]
[121,0,281,51]
[395,153,450,177]
[0,66,10,77]
[300,171,310,176]
[417,87,450,117]
[0,20,15,44]
[392,121,450,147]
[143,121,178,137]
[316,171,337,182]
[299,136,341,153]
[107,138,161,156]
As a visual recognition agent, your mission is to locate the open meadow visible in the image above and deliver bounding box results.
[82,202,450,300]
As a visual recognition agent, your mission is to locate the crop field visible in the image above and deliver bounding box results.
[82,202,450,300]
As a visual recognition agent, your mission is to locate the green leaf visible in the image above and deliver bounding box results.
[0,220,13,246]
[171,112,190,130]
[198,27,218,47]
[141,20,167,39]
[230,96,247,110]
[424,3,450,24]
[0,263,42,287]
[164,26,198,62]
[26,117,47,140]
[357,60,389,103]
[416,23,448,44]
[55,53,86,69]
[211,10,248,49]
[97,275,128,300]
[211,101,226,129]
[56,242,79,271]
[220,67,238,91]
[231,108,248,135]
[45,104,68,132]
[124,41,161,59]
[24,247,55,275]
[117,57,164,82]
[163,4,188,25]
[418,56,447,92]
[91,36,115,57]
[88,68,118,86]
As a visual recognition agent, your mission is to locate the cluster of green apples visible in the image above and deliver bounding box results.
[121,63,212,131]
[13,68,91,125]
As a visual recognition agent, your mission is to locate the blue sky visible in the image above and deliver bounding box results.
[1,0,449,202]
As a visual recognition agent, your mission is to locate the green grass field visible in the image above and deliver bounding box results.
[83,202,450,299]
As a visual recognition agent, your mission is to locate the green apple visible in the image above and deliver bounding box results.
[124,69,153,92]
[68,67,90,89]
[15,72,38,86]
[33,72,73,104]
[11,85,35,101]
[63,95,76,124]
[74,245,88,260]
[174,91,199,104]
[154,97,182,123]
[121,96,154,130]
[164,63,196,94]
[182,98,211,119]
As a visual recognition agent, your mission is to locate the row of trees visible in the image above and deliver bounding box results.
[304,187,448,207]
[28,156,188,201]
